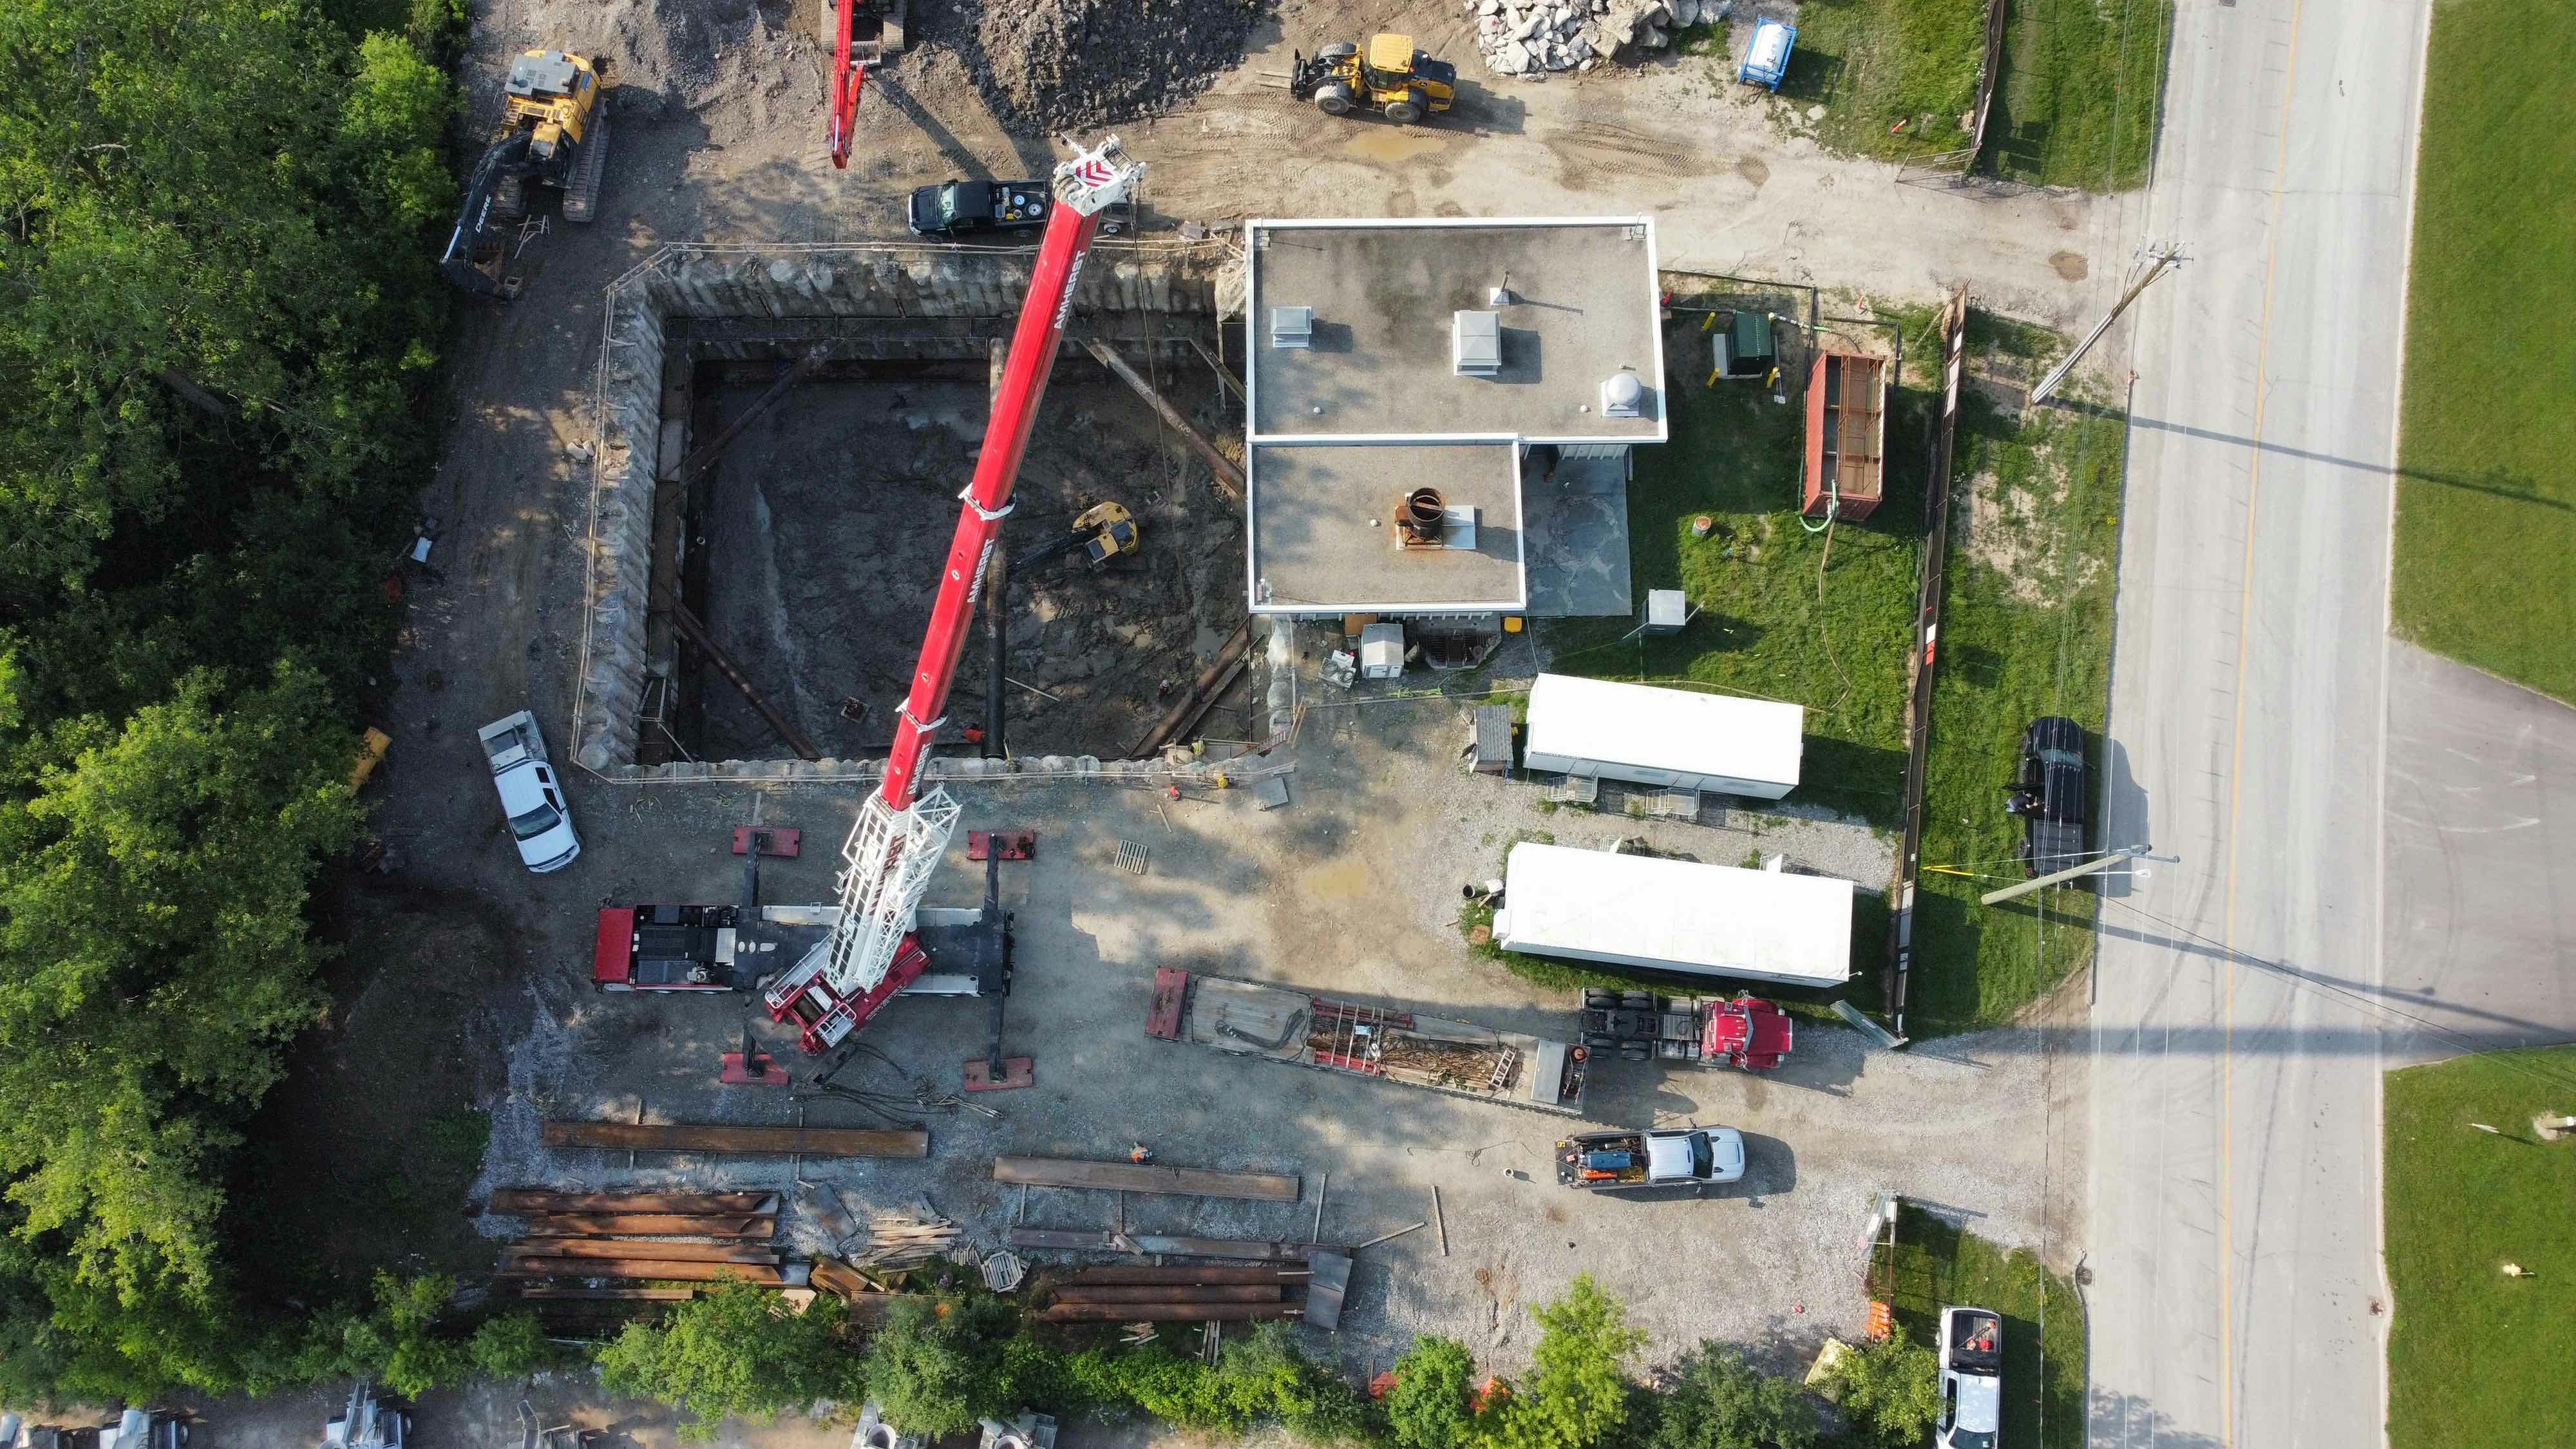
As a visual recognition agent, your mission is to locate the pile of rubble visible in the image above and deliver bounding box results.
[918,0,1260,134]
[1463,0,1730,76]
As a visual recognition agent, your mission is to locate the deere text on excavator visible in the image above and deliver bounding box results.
[1288,35,1456,123]
[440,50,612,298]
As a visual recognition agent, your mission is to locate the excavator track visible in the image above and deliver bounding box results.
[562,108,609,224]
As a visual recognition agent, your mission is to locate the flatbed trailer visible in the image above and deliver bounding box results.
[1146,969,1589,1117]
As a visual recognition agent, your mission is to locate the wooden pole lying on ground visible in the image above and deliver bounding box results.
[1037,1301,1302,1323]
[1051,1283,1287,1305]
[1434,1186,1448,1256]
[518,1214,775,1238]
[544,1121,929,1158]
[1130,620,1252,757]
[676,345,833,484]
[1350,1222,1428,1252]
[992,1155,1298,1201]
[1008,1227,1327,1262]
[489,1189,778,1215]
[506,1239,777,1264]
[1063,1265,1309,1285]
[665,598,824,761]
[1079,338,1246,504]
[497,1258,788,1284]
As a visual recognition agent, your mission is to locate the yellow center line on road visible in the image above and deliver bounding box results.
[2220,1,2309,1443]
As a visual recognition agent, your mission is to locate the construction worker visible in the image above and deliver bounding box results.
[1130,1143,1156,1166]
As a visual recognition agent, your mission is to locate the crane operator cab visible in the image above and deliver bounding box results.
[1291,33,1457,123]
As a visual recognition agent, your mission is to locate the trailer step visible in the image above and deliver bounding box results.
[562,108,609,223]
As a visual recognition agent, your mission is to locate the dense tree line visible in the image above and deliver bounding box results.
[0,0,466,1400]
[596,1274,1940,1449]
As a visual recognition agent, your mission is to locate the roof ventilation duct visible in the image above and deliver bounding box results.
[1600,371,1645,419]
[1453,310,1501,376]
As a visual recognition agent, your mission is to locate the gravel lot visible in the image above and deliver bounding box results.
[428,648,2081,1389]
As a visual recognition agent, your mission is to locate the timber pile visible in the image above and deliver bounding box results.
[1036,1264,1308,1323]
[1308,1018,1494,1085]
[855,1208,963,1270]
[490,1186,788,1300]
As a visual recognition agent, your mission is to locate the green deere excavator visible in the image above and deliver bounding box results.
[442,50,611,298]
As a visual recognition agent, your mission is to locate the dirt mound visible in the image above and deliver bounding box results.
[911,0,1261,135]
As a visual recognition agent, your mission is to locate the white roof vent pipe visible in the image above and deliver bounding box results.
[1600,370,1645,418]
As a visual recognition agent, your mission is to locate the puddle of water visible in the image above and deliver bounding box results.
[1300,857,1375,901]
[1341,130,1448,166]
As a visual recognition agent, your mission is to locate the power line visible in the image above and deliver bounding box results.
[2096,895,2576,1094]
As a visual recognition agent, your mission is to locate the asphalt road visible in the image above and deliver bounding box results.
[2087,1,2430,1445]
[2382,642,2576,1063]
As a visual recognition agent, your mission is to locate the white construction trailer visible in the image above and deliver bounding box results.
[1494,842,1853,989]
[1519,674,1804,800]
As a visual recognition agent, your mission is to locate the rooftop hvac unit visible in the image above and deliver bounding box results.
[1600,371,1645,418]
[1454,310,1502,376]
[1270,305,1313,349]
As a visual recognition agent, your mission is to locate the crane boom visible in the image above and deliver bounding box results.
[828,0,864,169]
[815,135,1145,1017]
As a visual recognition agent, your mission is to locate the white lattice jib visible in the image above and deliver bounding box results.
[824,788,962,995]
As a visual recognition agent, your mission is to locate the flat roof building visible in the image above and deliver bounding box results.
[1243,218,1667,619]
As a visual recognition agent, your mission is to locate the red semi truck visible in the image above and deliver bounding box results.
[1578,988,1793,1070]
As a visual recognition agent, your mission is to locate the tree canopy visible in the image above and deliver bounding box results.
[0,0,458,1401]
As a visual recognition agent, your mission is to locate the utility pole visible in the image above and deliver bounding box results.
[1980,844,2177,905]
[2030,243,2184,404]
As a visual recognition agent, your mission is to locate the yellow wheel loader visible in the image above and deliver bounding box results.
[1289,34,1457,123]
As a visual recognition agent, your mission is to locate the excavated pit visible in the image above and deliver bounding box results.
[578,243,1245,781]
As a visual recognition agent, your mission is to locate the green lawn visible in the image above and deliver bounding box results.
[2383,1046,2576,1449]
[1542,305,1922,827]
[1875,1205,2087,1449]
[2390,1,2576,703]
[1987,0,2170,188]
[1905,315,2126,1034]
[1776,0,1987,164]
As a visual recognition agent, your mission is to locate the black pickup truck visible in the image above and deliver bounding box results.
[907,179,1052,236]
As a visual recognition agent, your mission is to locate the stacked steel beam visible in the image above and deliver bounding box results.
[491,1188,786,1296]
[1036,1264,1309,1323]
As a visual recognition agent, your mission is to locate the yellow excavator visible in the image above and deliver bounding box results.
[441,50,611,298]
[1020,502,1141,571]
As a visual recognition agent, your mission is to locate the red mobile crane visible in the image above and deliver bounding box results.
[827,2,864,169]
[762,135,1146,1054]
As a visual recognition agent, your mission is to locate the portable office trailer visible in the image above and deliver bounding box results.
[1520,673,1803,799]
[1494,843,1853,989]
[1803,351,1886,522]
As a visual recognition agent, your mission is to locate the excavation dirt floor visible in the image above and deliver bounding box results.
[694,366,1245,761]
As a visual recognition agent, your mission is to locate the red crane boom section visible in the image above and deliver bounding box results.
[828,1,863,169]
[877,197,1106,810]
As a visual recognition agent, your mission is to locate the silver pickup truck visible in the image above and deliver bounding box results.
[477,712,580,873]
[1555,1126,1747,1191]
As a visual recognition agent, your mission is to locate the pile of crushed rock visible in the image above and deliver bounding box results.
[916,0,1262,135]
[1463,0,1730,75]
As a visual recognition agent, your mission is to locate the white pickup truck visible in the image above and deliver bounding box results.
[1555,1126,1747,1191]
[477,712,580,873]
